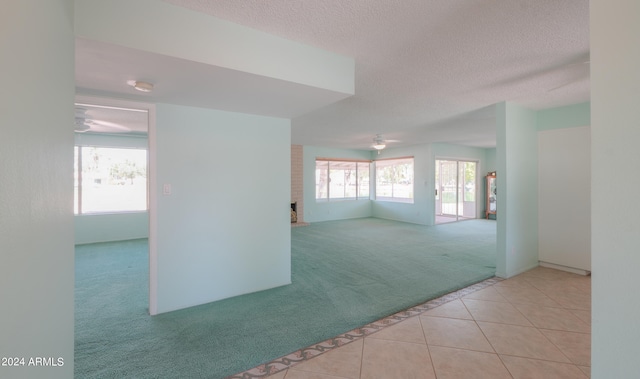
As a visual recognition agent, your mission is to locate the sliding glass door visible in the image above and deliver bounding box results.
[435,160,477,222]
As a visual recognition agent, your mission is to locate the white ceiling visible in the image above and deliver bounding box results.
[76,0,590,149]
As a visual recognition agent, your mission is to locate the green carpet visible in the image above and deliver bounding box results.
[75,217,496,378]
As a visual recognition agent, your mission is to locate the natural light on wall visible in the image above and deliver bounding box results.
[74,146,148,214]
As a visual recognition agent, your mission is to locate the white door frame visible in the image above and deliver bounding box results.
[75,95,158,315]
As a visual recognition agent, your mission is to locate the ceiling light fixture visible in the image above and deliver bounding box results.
[372,134,387,150]
[127,80,154,93]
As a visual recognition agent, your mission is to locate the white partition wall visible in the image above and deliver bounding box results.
[495,102,539,278]
[153,104,291,314]
[538,126,591,272]
[0,1,75,378]
[591,0,640,376]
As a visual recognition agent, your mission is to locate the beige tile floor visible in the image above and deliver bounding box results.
[262,266,591,379]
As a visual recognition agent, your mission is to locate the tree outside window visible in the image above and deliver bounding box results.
[74,146,147,214]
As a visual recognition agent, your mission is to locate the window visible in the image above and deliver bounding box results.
[315,159,370,200]
[74,146,147,214]
[375,157,414,202]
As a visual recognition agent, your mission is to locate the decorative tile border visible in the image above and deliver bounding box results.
[227,276,503,379]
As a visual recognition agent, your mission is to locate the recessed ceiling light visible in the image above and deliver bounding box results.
[126,80,154,93]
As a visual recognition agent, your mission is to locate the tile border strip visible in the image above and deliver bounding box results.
[227,276,503,379]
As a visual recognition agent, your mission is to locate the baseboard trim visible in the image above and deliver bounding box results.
[539,261,591,276]
[495,262,540,279]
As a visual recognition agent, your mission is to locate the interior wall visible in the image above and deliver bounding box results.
[495,102,539,278]
[537,102,590,131]
[75,213,148,245]
[153,103,291,314]
[591,0,640,376]
[0,1,75,378]
[537,127,590,271]
[75,0,352,317]
[75,0,354,96]
[485,148,497,173]
[538,118,591,272]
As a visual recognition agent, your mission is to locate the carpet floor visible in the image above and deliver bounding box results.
[75,217,496,378]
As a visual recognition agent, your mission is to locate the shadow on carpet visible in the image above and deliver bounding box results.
[75,217,496,378]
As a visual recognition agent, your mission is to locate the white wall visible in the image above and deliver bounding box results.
[75,0,354,95]
[537,102,590,132]
[538,126,591,272]
[152,104,291,314]
[495,102,539,278]
[485,148,497,173]
[0,1,75,378]
[591,0,640,376]
[74,0,351,316]
[75,212,148,245]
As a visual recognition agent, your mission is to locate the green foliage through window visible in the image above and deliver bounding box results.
[375,157,414,202]
[74,146,148,214]
[315,159,370,200]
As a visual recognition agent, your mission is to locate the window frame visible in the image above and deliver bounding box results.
[374,156,415,203]
[315,158,371,201]
[74,144,149,215]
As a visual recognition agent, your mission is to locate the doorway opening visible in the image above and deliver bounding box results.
[435,159,477,224]
[74,96,156,314]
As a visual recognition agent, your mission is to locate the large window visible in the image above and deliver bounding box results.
[74,146,148,214]
[375,157,414,202]
[315,159,370,200]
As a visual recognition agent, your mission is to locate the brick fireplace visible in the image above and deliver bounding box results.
[291,145,304,224]
[291,202,297,223]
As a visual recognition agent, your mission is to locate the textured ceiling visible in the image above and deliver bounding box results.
[164,0,590,149]
[78,1,590,149]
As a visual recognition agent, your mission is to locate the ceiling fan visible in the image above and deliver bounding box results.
[74,107,131,133]
[371,134,400,152]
